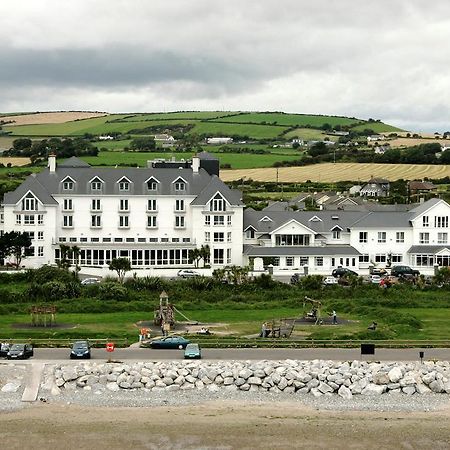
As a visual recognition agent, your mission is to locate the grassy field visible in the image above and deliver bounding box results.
[214,112,364,128]
[119,111,239,121]
[189,121,287,138]
[283,128,336,141]
[350,122,404,133]
[220,163,450,182]
[80,150,302,169]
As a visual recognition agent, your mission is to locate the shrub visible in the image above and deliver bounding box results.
[299,275,323,290]
[28,265,75,285]
[98,282,128,301]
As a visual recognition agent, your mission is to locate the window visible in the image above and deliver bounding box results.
[26,231,35,240]
[227,216,232,226]
[59,237,66,242]
[205,232,210,242]
[91,215,101,227]
[315,257,323,266]
[246,228,255,239]
[213,215,224,226]
[119,182,129,191]
[119,199,129,211]
[435,216,449,228]
[91,238,100,242]
[37,246,44,257]
[419,232,429,244]
[22,194,37,211]
[63,199,73,211]
[375,254,386,263]
[299,256,309,266]
[359,232,368,243]
[103,238,112,242]
[37,231,44,240]
[63,216,73,227]
[205,215,211,226]
[62,179,74,190]
[275,234,310,246]
[91,199,101,211]
[392,254,403,263]
[227,232,232,242]
[227,248,232,264]
[286,257,294,267]
[359,254,369,262]
[214,232,224,242]
[147,179,158,191]
[119,215,129,228]
[175,216,185,228]
[27,247,35,257]
[138,238,146,243]
[91,178,102,191]
[37,215,44,225]
[16,215,21,225]
[396,232,405,243]
[210,195,226,212]
[422,216,429,227]
[272,257,280,266]
[377,232,386,243]
[174,181,186,191]
[213,248,224,264]
[332,230,341,240]
[147,199,157,211]
[175,199,185,212]
[438,232,448,244]
[147,216,157,228]
[0,213,3,224]
[24,215,35,225]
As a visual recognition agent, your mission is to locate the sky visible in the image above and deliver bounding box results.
[1,0,449,132]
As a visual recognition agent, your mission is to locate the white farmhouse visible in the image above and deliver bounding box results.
[206,137,233,145]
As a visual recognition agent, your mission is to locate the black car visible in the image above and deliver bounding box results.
[391,265,420,278]
[70,340,91,359]
[331,267,358,278]
[149,336,190,349]
[7,343,34,360]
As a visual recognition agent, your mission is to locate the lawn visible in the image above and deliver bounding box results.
[283,128,338,141]
[350,122,405,133]
[119,111,239,121]
[214,112,364,128]
[189,121,287,139]
[397,308,450,340]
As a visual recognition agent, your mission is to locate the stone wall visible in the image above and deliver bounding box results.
[42,360,450,398]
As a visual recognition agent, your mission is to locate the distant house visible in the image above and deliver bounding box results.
[98,135,114,140]
[360,177,390,197]
[349,185,362,195]
[408,180,437,195]
[206,137,233,145]
[291,138,304,145]
[374,144,390,155]
[367,135,386,143]
[154,134,175,146]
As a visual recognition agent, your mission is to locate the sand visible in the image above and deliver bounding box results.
[0,400,449,449]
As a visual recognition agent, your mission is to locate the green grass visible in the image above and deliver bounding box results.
[214,112,364,128]
[119,111,239,121]
[350,122,405,133]
[190,121,286,139]
[397,308,450,340]
[94,139,133,150]
[283,128,337,141]
[80,150,302,169]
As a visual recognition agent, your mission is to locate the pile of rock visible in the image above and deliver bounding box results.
[42,360,450,398]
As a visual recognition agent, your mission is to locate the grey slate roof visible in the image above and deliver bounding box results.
[350,211,412,228]
[3,164,243,206]
[408,245,450,254]
[409,198,443,219]
[244,245,361,256]
[58,157,92,168]
[244,210,369,234]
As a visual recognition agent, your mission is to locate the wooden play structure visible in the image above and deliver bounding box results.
[30,305,57,327]
[153,291,197,333]
[303,296,323,324]
[260,318,296,338]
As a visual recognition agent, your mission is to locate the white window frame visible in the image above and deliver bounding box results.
[437,232,448,244]
[147,215,157,228]
[377,232,386,243]
[419,232,430,244]
[119,215,129,228]
[175,215,185,228]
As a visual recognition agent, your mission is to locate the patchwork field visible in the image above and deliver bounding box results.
[220,163,450,182]
[0,157,31,166]
[0,111,108,126]
[385,137,450,148]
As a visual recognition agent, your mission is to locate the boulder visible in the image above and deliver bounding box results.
[388,367,403,383]
[402,386,416,395]
[318,382,333,394]
[422,371,436,385]
[1,382,20,393]
[248,377,262,385]
[338,385,352,399]
[106,382,120,392]
[373,372,390,385]
[429,380,445,393]
[361,384,386,395]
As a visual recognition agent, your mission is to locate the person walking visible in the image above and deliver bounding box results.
[332,310,337,325]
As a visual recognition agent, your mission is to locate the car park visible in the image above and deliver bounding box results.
[149,336,190,349]
[81,278,100,285]
[331,267,358,278]
[70,340,91,359]
[6,343,34,360]
[391,265,420,278]
[177,269,200,278]
[184,343,202,359]
[323,276,338,285]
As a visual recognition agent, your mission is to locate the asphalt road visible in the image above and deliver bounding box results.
[12,347,450,362]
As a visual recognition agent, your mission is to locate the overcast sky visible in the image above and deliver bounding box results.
[1,0,449,131]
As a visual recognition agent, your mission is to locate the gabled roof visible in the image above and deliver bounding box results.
[408,245,450,254]
[190,175,243,206]
[3,174,58,205]
[409,198,445,219]
[59,157,91,168]
[351,211,411,228]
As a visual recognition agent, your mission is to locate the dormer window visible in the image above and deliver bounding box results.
[90,177,103,191]
[210,194,226,212]
[22,193,38,211]
[173,178,186,192]
[260,216,273,222]
[118,177,131,192]
[146,177,160,191]
[62,177,75,191]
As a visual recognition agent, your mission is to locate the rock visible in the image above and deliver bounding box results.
[373,372,390,385]
[284,386,295,394]
[306,378,319,389]
[195,380,204,390]
[310,388,322,397]
[429,380,445,393]
[119,381,131,389]
[402,386,416,395]
[1,382,20,393]
[422,371,436,385]
[278,378,288,391]
[416,384,431,394]
[166,384,180,392]
[338,385,352,399]
[51,385,61,396]
[207,384,220,392]
[83,386,92,391]
[318,382,333,394]
[361,384,386,395]
[387,383,400,390]
[162,377,174,386]
[296,387,310,394]
[223,377,234,386]
[62,368,78,382]
[248,377,262,385]
[238,369,252,380]
[234,378,246,387]
[55,378,65,387]
[239,383,250,391]
[388,367,403,383]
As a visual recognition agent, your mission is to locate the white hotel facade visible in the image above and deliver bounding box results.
[1,153,449,276]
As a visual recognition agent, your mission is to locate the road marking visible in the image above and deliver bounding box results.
[21,362,44,402]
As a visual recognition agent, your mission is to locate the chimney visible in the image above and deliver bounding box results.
[192,155,200,173]
[48,153,56,173]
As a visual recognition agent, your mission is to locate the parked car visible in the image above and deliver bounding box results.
[370,267,387,276]
[331,267,358,278]
[81,278,100,285]
[184,343,202,359]
[177,269,200,278]
[323,276,338,285]
[391,265,420,278]
[7,343,34,360]
[369,274,382,284]
[149,336,190,349]
[70,340,91,359]
[0,343,10,357]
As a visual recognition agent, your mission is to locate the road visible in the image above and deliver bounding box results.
[8,347,449,362]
